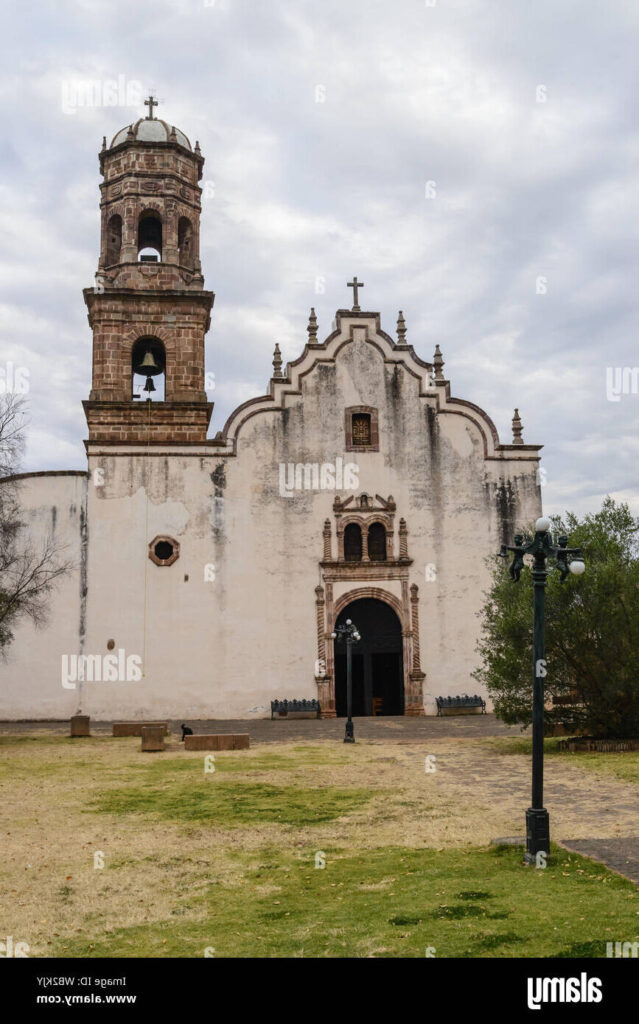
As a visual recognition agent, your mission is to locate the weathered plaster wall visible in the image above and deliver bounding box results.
[0,314,541,720]
[0,473,87,719]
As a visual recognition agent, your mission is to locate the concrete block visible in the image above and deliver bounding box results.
[141,725,165,752]
[70,715,90,737]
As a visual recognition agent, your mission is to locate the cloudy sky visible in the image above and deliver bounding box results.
[1,0,638,517]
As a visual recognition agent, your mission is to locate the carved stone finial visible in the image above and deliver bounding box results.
[512,408,523,445]
[126,124,135,140]
[433,344,445,381]
[101,136,107,151]
[195,140,201,154]
[169,125,177,142]
[272,343,283,380]
[307,307,318,342]
[397,311,406,344]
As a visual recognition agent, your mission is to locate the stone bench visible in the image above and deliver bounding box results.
[184,734,250,751]
[113,721,169,737]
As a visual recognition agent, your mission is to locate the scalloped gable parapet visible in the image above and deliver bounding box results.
[218,308,542,462]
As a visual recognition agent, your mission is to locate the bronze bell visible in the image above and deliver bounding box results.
[139,349,160,374]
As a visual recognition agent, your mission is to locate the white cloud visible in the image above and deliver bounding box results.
[0,0,637,519]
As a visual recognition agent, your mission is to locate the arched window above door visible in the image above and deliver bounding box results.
[368,522,387,561]
[344,523,363,562]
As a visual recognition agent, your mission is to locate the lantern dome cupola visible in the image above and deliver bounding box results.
[110,117,192,151]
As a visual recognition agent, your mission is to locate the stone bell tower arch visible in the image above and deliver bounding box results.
[83,96,214,445]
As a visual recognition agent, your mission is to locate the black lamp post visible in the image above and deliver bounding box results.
[499,516,585,864]
[331,618,361,743]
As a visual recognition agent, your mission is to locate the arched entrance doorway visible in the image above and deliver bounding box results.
[334,598,404,717]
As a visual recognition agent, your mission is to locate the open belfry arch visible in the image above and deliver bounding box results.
[0,100,544,722]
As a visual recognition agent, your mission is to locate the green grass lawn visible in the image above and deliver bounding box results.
[3,734,638,958]
[57,843,638,958]
[75,750,639,957]
[93,778,374,827]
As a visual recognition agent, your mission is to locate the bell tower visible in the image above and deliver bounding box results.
[83,97,214,444]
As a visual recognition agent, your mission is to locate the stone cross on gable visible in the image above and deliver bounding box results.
[347,276,364,310]
[144,95,159,119]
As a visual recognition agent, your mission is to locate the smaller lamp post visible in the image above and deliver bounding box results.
[331,618,361,743]
[499,517,585,864]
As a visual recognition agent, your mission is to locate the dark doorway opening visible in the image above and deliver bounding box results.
[334,598,404,717]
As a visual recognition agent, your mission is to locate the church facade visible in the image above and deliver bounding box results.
[0,105,543,721]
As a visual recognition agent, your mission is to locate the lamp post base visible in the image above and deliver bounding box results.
[524,807,550,864]
[344,720,355,743]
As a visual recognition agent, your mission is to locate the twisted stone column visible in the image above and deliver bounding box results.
[322,519,332,560]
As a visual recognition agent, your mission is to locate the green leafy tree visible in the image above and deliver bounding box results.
[474,498,639,738]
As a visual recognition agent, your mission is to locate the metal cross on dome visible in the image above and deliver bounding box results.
[144,95,159,119]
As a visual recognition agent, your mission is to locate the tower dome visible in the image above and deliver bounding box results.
[107,95,194,152]
[110,116,192,151]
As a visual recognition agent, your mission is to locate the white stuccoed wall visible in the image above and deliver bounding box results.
[0,473,87,719]
[0,312,541,719]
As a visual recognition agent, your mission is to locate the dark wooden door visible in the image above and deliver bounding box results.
[334,598,403,717]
